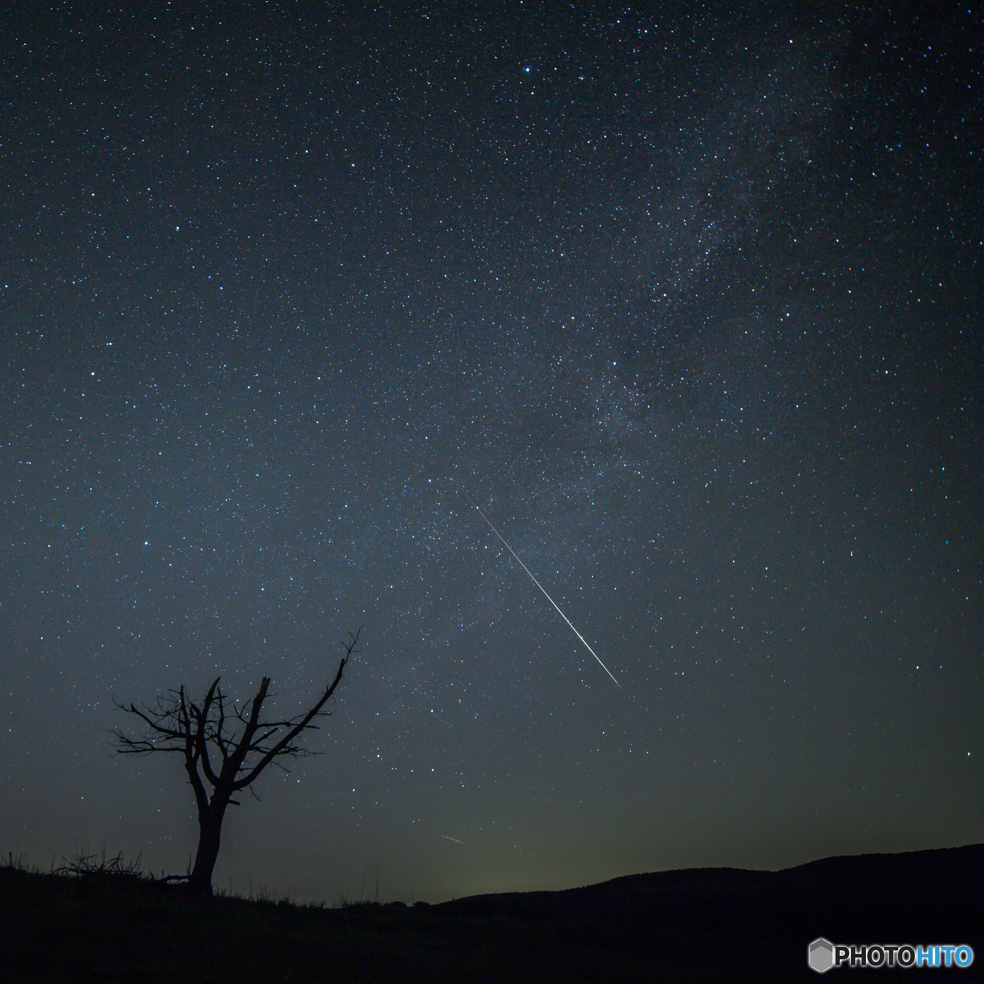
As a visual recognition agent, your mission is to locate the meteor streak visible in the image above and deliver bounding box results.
[467,497,622,690]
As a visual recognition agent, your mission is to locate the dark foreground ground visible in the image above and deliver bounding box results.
[1,844,980,983]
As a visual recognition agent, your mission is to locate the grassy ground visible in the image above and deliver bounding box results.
[2,849,979,983]
[0,861,773,983]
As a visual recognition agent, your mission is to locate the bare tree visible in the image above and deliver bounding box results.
[112,629,361,895]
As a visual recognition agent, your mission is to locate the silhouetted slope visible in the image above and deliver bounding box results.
[437,843,983,979]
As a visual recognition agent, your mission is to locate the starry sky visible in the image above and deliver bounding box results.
[1,2,981,904]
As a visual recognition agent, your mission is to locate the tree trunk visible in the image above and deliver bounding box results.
[188,798,229,896]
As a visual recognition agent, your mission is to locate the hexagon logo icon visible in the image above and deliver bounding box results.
[809,937,835,973]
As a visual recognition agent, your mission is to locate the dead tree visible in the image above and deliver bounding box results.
[112,629,361,895]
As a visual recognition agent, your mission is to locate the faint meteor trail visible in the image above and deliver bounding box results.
[466,496,622,690]
[441,834,464,844]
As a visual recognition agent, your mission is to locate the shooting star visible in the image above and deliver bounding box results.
[441,834,465,844]
[467,496,622,690]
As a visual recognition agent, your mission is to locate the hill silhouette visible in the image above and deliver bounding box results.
[435,843,983,979]
[1,844,980,982]
[438,842,982,931]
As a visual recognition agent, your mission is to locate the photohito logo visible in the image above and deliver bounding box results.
[809,938,975,973]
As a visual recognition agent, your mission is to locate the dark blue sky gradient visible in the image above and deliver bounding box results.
[1,2,981,902]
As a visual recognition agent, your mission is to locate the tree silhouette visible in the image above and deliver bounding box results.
[112,629,361,895]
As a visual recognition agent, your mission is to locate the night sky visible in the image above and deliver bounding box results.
[2,2,981,905]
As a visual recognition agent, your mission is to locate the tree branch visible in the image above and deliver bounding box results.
[232,630,360,790]
[112,630,361,799]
